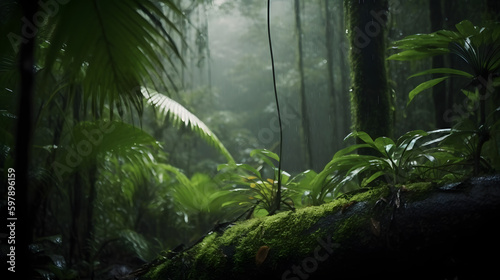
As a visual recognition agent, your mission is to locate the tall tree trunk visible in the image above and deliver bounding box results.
[203,2,212,94]
[344,0,392,147]
[69,92,83,267]
[85,164,97,263]
[69,172,83,266]
[324,0,341,152]
[294,0,313,169]
[429,0,447,129]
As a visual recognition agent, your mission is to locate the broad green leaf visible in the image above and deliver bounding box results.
[346,131,375,145]
[374,137,395,156]
[461,89,479,102]
[235,164,263,179]
[287,170,318,192]
[333,143,372,158]
[390,33,452,50]
[493,24,500,42]
[250,149,279,169]
[418,153,437,164]
[274,169,291,185]
[408,68,473,79]
[340,166,368,185]
[407,77,449,105]
[435,30,461,40]
[421,129,455,147]
[427,128,453,134]
[455,20,478,37]
[387,49,449,61]
[397,130,428,146]
[363,171,386,186]
[217,163,233,172]
[251,149,280,161]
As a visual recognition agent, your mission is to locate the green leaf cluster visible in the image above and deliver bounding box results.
[170,170,233,216]
[304,127,497,205]
[217,149,302,216]
[388,20,500,105]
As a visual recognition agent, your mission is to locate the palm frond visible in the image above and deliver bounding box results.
[43,0,184,118]
[53,120,161,181]
[142,87,235,164]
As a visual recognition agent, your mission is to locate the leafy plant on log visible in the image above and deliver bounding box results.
[217,149,298,216]
[388,20,500,174]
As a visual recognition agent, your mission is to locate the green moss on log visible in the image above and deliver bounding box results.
[141,182,437,280]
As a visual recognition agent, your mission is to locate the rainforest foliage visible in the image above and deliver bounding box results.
[0,0,499,279]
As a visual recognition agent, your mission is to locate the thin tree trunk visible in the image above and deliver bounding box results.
[344,0,392,148]
[338,2,350,145]
[69,172,83,266]
[294,0,313,169]
[85,164,98,262]
[203,2,212,94]
[324,0,341,152]
[36,95,69,237]
[69,92,83,267]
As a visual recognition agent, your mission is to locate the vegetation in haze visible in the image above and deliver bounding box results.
[0,0,499,279]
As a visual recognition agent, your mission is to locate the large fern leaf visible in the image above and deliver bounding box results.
[142,87,235,164]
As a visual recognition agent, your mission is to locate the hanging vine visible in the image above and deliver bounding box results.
[267,0,283,213]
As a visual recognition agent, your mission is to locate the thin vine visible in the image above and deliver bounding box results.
[267,0,283,213]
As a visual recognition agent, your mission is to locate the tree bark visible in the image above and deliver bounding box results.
[344,0,392,146]
[294,0,313,169]
[136,175,500,280]
[324,0,342,153]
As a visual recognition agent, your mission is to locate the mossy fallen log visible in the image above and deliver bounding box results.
[139,176,500,280]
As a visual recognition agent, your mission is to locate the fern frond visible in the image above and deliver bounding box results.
[142,87,235,164]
